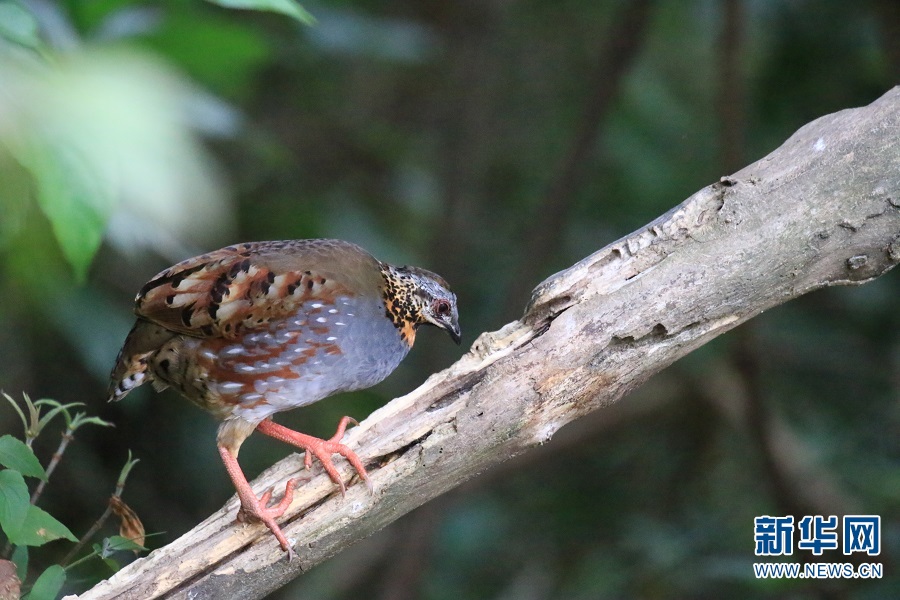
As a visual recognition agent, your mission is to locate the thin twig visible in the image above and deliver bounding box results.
[29,427,74,506]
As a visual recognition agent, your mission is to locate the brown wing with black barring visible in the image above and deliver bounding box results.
[134,240,378,340]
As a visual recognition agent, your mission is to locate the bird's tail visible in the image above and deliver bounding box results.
[107,320,175,402]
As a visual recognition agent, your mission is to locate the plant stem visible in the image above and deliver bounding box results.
[30,427,75,505]
[62,504,113,568]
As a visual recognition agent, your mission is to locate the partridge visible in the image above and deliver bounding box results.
[108,239,460,558]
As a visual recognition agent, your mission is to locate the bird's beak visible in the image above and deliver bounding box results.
[445,318,461,345]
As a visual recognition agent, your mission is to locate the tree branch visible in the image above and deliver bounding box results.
[72,87,900,600]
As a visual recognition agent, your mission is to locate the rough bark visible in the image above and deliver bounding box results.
[0,560,20,600]
[71,87,900,600]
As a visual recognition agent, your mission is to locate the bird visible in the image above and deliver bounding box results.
[108,239,460,559]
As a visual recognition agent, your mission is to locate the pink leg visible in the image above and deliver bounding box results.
[256,417,372,495]
[218,445,298,560]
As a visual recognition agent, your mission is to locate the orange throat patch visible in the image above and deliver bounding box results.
[399,321,417,346]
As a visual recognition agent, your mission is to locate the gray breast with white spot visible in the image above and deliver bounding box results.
[215,294,410,423]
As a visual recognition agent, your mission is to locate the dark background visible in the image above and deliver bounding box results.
[0,0,898,597]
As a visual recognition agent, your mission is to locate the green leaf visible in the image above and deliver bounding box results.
[20,141,111,282]
[0,470,30,539]
[103,535,147,554]
[69,414,113,430]
[6,504,77,546]
[0,435,47,480]
[205,0,316,25]
[24,564,65,600]
[1,393,28,436]
[0,0,42,50]
[144,10,271,98]
[11,544,28,581]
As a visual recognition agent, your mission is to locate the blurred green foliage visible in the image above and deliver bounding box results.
[205,0,315,25]
[0,0,897,598]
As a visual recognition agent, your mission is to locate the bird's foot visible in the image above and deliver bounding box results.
[256,417,373,496]
[220,442,299,560]
[235,477,298,560]
[234,477,298,559]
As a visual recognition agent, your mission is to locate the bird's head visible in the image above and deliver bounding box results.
[381,264,461,345]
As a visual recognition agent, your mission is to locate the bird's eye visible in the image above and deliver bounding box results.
[434,300,451,316]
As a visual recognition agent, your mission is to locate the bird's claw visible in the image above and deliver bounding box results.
[235,478,298,557]
[256,417,373,499]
